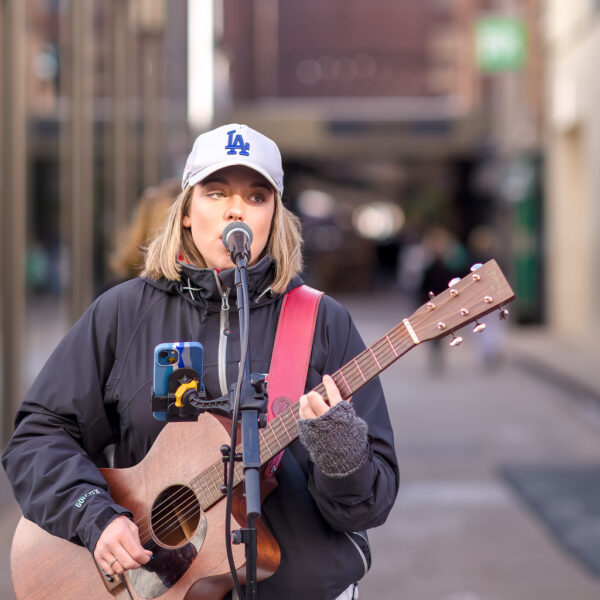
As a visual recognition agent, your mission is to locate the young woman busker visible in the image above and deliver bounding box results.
[2,124,399,600]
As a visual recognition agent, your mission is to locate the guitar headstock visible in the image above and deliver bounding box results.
[409,259,515,344]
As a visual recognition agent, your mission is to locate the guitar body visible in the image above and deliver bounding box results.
[10,412,280,600]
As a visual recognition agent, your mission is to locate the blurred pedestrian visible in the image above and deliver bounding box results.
[467,224,506,368]
[107,178,180,286]
[419,227,468,374]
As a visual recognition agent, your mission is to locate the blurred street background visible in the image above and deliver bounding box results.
[2,1,600,598]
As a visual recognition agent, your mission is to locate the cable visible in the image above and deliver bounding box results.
[224,260,251,600]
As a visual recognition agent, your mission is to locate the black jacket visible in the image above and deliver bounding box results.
[2,256,399,599]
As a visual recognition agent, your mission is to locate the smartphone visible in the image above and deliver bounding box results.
[152,341,204,421]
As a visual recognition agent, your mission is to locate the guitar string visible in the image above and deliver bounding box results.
[337,284,492,392]
[143,460,247,544]
[135,461,234,544]
[133,331,418,543]
[136,323,450,544]
[136,409,306,544]
[135,415,295,544]
[131,283,492,543]
[134,408,304,542]
[131,326,415,542]
[132,332,414,543]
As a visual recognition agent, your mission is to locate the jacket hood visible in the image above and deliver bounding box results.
[142,255,303,312]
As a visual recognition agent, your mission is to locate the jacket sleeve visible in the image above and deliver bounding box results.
[302,295,400,532]
[1,287,130,553]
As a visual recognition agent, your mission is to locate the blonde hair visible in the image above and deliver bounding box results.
[142,186,303,294]
[109,179,180,279]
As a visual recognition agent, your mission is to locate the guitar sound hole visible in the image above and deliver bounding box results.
[151,485,201,548]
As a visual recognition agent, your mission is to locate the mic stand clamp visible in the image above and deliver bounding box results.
[151,368,234,422]
[219,375,267,497]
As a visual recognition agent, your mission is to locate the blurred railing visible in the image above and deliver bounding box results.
[1,0,27,444]
[0,0,177,445]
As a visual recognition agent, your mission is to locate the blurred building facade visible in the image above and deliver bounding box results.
[543,0,600,348]
[0,0,189,441]
[214,0,544,318]
[1,0,548,442]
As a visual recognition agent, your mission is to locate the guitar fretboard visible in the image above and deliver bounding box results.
[186,259,515,511]
[188,319,415,510]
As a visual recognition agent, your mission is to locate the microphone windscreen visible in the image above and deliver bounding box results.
[222,222,253,247]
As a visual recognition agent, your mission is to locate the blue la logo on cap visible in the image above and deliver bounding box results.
[225,129,250,156]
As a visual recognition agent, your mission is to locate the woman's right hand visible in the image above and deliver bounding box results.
[94,515,153,576]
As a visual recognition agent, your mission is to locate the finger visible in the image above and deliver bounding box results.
[94,542,119,575]
[97,521,151,573]
[111,544,145,572]
[322,375,344,407]
[98,555,119,576]
[111,529,151,571]
[124,519,153,560]
[119,540,152,569]
[299,395,319,420]
[305,390,334,418]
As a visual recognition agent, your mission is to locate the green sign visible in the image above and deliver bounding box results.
[475,17,527,72]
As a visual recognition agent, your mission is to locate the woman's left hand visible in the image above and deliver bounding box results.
[299,374,348,420]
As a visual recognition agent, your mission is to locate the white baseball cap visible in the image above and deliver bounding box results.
[181,123,284,196]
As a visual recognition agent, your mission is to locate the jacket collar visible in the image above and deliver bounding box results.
[144,255,292,311]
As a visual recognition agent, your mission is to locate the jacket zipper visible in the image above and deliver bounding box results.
[213,271,230,397]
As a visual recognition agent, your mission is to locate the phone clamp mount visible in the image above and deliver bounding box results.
[151,368,268,423]
[152,367,219,421]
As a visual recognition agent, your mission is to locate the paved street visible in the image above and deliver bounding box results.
[345,293,600,600]
[2,292,600,599]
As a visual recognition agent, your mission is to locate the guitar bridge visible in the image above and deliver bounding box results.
[95,560,123,592]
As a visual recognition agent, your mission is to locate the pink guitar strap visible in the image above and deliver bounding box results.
[265,284,324,477]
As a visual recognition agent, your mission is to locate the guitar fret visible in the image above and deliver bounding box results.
[279,414,292,441]
[270,423,286,452]
[369,347,382,370]
[283,410,299,431]
[196,477,210,508]
[211,466,223,501]
[337,369,352,396]
[207,464,218,488]
[191,473,209,509]
[204,469,216,505]
[353,358,367,382]
[261,432,273,455]
[385,334,398,357]
[262,428,279,456]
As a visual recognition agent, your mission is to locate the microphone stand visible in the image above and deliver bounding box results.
[226,250,266,600]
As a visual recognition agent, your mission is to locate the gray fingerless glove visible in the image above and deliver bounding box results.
[298,401,369,477]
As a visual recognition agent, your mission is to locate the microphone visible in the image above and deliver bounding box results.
[222,222,253,264]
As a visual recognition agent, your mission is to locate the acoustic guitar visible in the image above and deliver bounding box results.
[10,259,515,600]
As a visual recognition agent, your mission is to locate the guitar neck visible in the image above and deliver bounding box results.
[189,323,416,511]
[190,259,515,510]
[258,321,416,461]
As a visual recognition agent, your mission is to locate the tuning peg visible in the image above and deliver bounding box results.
[448,277,460,297]
[426,291,436,310]
[499,307,509,320]
[473,321,486,333]
[449,333,463,347]
[470,263,483,272]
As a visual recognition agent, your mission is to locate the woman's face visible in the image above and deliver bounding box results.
[182,165,276,270]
